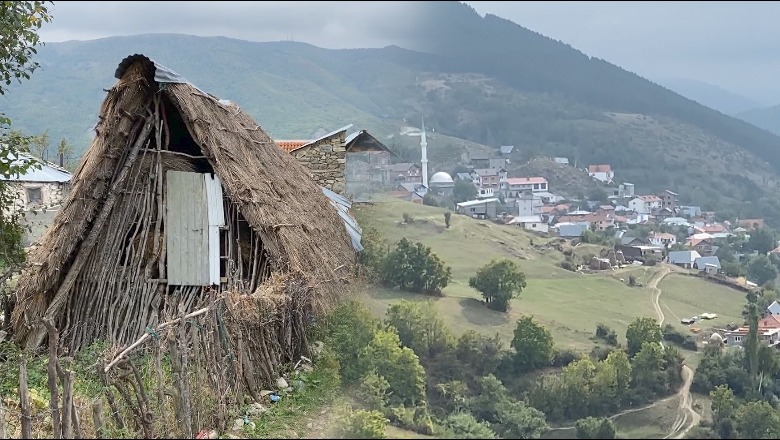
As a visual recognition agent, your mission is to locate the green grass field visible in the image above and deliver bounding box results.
[659,273,746,332]
[355,199,747,353]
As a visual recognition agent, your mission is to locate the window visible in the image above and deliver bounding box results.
[26,187,42,206]
[734,336,742,343]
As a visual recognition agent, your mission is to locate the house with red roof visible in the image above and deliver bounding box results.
[588,164,614,183]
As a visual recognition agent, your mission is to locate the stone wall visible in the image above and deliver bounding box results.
[291,131,346,194]
[8,181,70,212]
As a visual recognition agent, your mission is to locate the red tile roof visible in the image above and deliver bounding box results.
[639,195,662,202]
[275,140,310,153]
[506,177,547,185]
[759,315,780,328]
[588,164,611,173]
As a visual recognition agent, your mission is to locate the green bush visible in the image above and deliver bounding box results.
[341,409,388,439]
[441,412,496,439]
[381,238,452,295]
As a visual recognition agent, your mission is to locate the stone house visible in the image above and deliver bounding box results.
[276,126,397,196]
[1,154,72,212]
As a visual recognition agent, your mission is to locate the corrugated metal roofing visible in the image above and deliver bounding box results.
[0,153,72,183]
[299,124,353,150]
[321,186,363,252]
[456,198,499,208]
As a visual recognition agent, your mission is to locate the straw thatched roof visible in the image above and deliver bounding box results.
[12,54,356,348]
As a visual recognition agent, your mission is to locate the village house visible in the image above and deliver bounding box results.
[516,191,543,216]
[694,256,721,274]
[467,151,492,168]
[383,162,423,184]
[649,232,677,247]
[653,207,675,221]
[657,189,679,211]
[275,125,397,196]
[668,250,702,268]
[456,197,499,219]
[685,234,716,256]
[679,205,702,218]
[724,314,780,347]
[503,176,549,197]
[0,153,72,213]
[499,145,515,156]
[553,157,570,165]
[473,168,505,189]
[588,164,614,183]
[556,222,589,239]
[628,195,662,214]
[507,214,548,233]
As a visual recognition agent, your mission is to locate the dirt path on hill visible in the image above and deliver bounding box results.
[650,266,701,439]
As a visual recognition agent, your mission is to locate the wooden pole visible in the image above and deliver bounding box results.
[91,398,105,439]
[0,393,8,439]
[44,318,62,439]
[19,356,31,439]
[62,370,75,439]
[26,115,155,349]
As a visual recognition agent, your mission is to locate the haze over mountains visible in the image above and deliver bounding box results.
[5,1,780,223]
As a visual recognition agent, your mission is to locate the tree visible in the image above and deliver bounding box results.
[587,187,608,203]
[744,303,759,389]
[575,417,616,439]
[444,211,452,228]
[604,350,632,403]
[442,412,496,439]
[734,400,780,439]
[56,138,73,170]
[747,254,777,286]
[385,300,452,359]
[381,238,452,295]
[455,330,504,377]
[0,1,52,279]
[469,258,527,312]
[363,329,427,407]
[748,227,776,255]
[625,317,662,357]
[453,179,477,203]
[510,315,554,372]
[325,301,379,383]
[31,130,48,160]
[630,342,666,399]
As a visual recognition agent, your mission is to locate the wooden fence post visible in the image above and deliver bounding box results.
[19,356,31,439]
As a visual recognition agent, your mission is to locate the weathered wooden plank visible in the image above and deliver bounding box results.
[166,171,209,285]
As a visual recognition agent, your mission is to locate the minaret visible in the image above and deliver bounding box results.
[420,117,429,187]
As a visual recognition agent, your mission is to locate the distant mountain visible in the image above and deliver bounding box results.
[655,77,767,116]
[5,1,780,224]
[737,104,780,136]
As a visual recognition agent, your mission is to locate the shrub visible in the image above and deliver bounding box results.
[381,238,451,295]
[662,324,698,351]
[340,409,388,439]
[644,255,658,266]
[552,348,580,367]
[444,211,452,229]
[560,260,577,272]
[628,275,637,286]
[402,213,415,223]
[441,412,496,439]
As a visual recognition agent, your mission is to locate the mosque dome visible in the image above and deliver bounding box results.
[429,172,454,185]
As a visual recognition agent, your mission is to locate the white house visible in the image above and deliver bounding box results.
[649,232,677,247]
[628,195,662,214]
[504,177,548,197]
[588,164,614,183]
[516,191,543,216]
[508,215,548,233]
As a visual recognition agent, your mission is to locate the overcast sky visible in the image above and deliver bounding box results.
[37,1,780,105]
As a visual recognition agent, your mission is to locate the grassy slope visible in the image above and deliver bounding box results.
[659,273,746,332]
[355,199,745,352]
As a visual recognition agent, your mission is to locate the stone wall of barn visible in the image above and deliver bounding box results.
[291,132,346,194]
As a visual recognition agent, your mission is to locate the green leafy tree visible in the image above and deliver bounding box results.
[630,342,666,399]
[325,301,379,383]
[442,412,496,439]
[469,258,527,312]
[384,300,452,359]
[356,370,391,411]
[381,238,452,295]
[734,400,780,439]
[575,417,616,439]
[452,179,478,203]
[0,1,52,282]
[748,227,777,255]
[747,254,778,285]
[710,385,736,424]
[744,303,759,389]
[468,375,549,438]
[363,328,427,407]
[604,350,632,403]
[625,317,662,357]
[455,330,504,377]
[510,315,554,372]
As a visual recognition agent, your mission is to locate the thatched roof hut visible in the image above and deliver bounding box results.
[11,54,356,353]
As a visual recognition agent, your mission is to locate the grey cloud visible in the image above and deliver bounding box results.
[38,1,780,104]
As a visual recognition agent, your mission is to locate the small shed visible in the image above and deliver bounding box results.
[456,197,499,219]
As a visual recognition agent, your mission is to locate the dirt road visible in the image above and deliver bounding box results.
[649,266,701,439]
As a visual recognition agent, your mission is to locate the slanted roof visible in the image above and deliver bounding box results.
[275,140,310,153]
[768,300,780,316]
[457,198,499,208]
[558,223,589,238]
[668,250,701,265]
[588,164,611,173]
[388,162,420,173]
[456,172,473,181]
[0,153,73,183]
[500,145,515,155]
[507,215,543,224]
[554,157,569,165]
[344,130,399,157]
[506,177,547,185]
[694,256,721,270]
[12,53,356,349]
